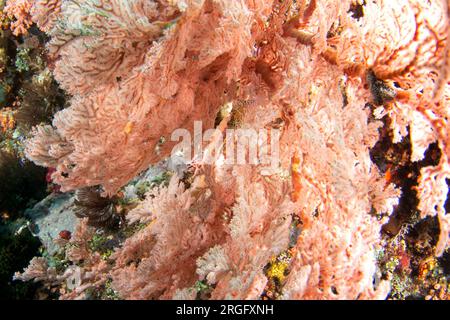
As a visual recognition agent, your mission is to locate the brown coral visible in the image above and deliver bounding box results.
[73,187,121,228]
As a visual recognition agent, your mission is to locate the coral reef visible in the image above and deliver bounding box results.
[8,0,450,300]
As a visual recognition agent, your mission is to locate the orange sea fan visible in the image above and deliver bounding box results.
[25,0,275,195]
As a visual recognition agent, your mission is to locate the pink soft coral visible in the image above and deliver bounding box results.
[20,0,450,300]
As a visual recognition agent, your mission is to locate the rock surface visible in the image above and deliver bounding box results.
[25,192,78,255]
[23,157,183,254]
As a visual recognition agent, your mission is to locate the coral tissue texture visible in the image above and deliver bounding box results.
[14,0,450,299]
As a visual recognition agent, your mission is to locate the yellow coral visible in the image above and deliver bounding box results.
[266,254,291,282]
